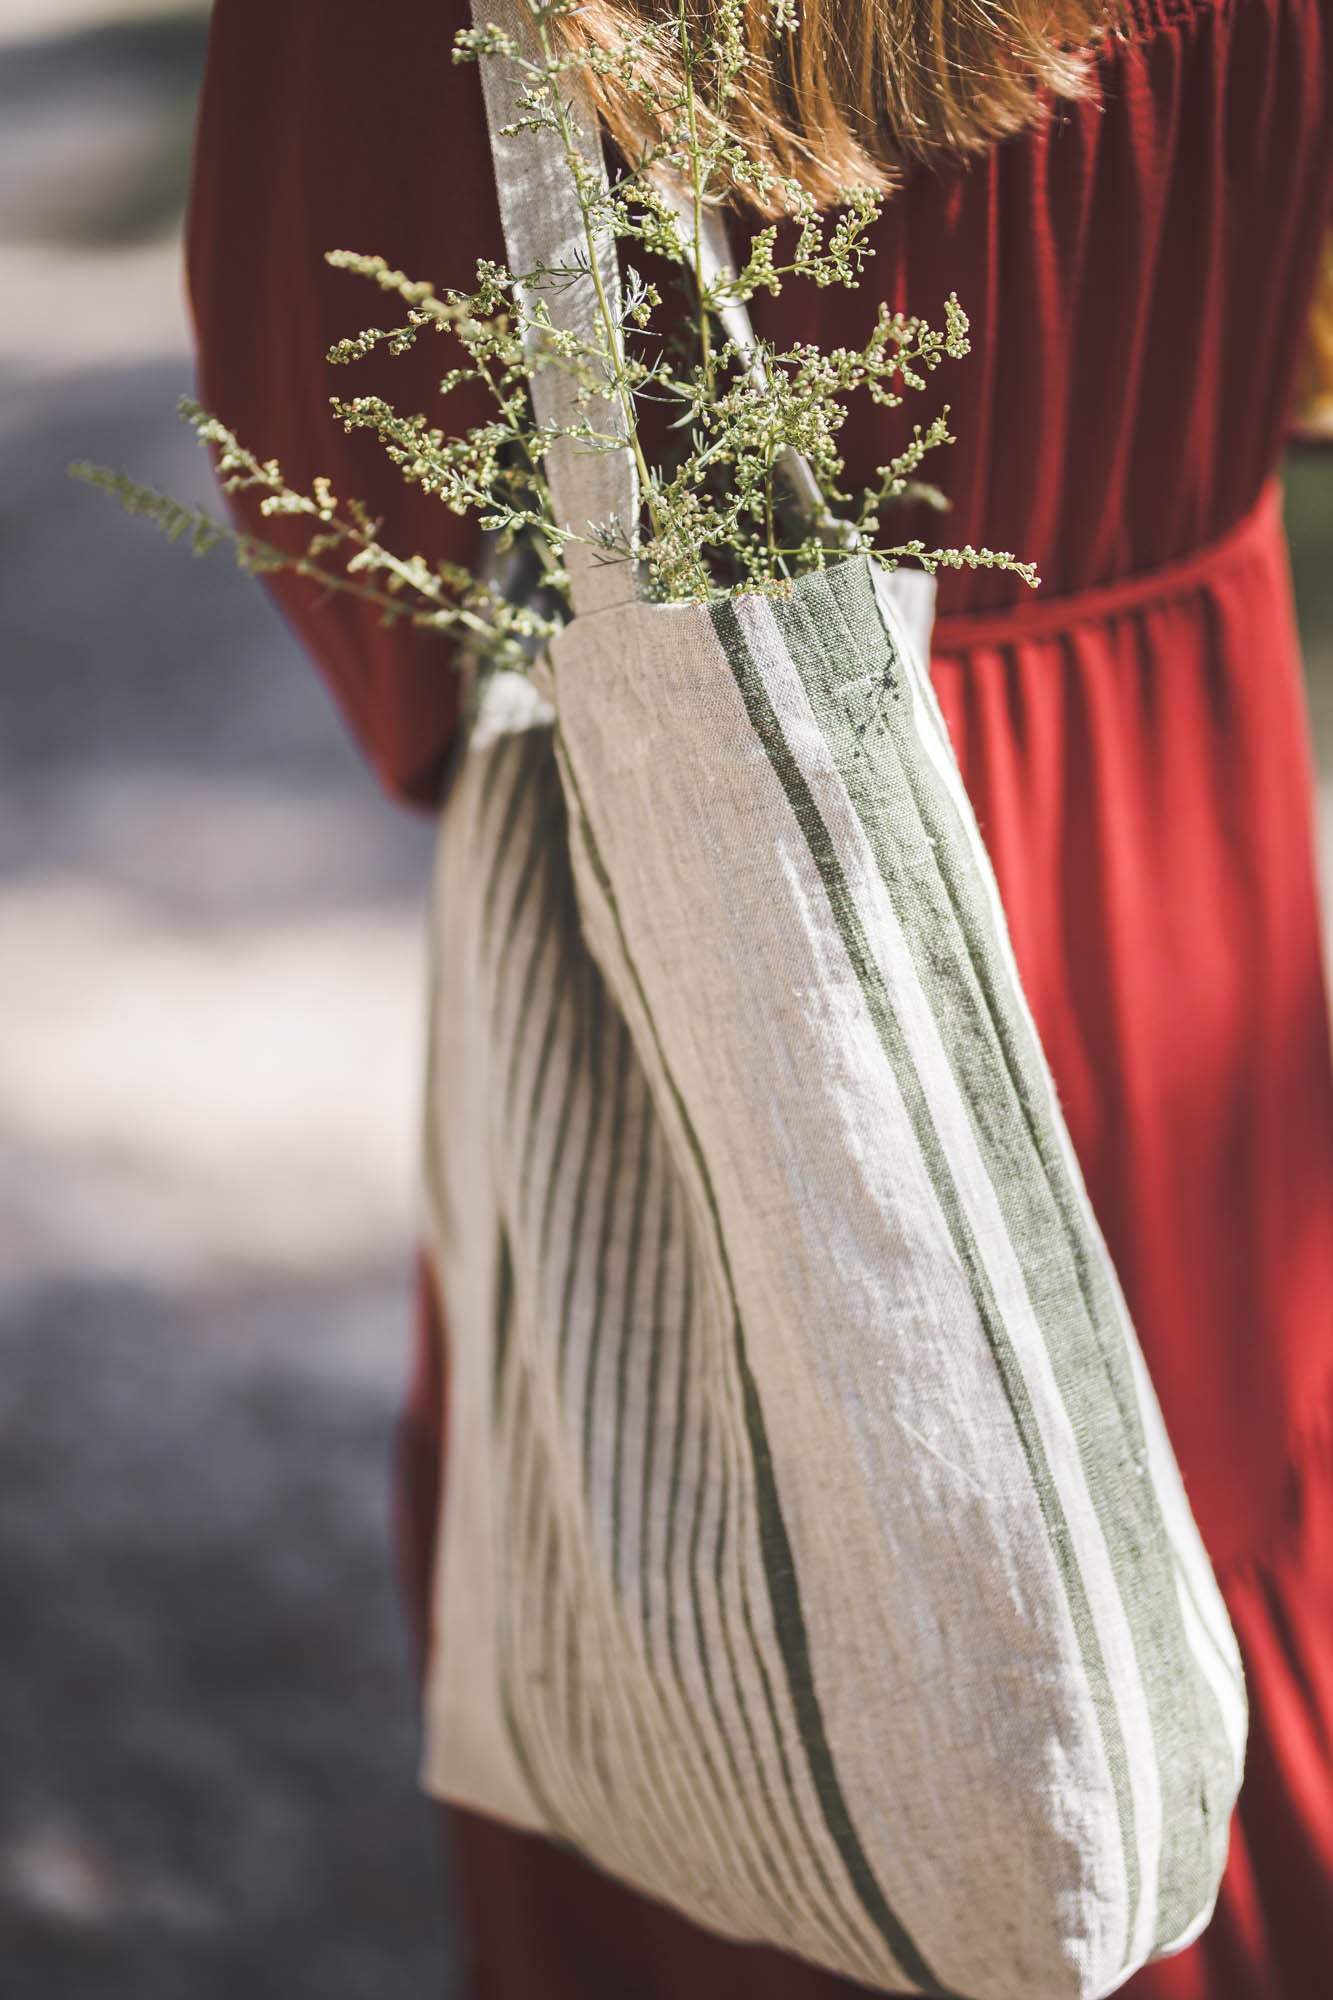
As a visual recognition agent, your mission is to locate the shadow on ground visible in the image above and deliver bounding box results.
[0,8,207,245]
[0,1279,453,2000]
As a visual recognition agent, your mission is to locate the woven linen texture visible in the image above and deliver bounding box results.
[421,554,1245,2000]
[423,4,1245,1989]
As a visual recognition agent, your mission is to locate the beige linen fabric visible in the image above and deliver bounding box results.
[417,8,1247,1995]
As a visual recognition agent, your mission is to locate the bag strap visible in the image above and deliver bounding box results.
[471,0,864,615]
[472,0,639,616]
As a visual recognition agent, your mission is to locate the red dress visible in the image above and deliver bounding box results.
[188,2,1333,1993]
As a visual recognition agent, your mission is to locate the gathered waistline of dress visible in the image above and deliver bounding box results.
[930,479,1283,655]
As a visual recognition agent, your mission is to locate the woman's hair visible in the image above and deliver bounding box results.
[557,0,1127,213]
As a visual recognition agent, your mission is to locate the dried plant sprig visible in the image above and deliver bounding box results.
[74,0,1037,675]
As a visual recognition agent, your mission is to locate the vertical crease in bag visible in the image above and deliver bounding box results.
[417,5,1248,1994]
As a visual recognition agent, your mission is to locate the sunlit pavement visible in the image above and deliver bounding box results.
[1,5,1329,1998]
[1,3,455,1993]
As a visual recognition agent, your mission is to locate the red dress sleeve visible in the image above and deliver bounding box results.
[185,0,501,806]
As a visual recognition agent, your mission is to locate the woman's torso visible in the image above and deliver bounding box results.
[746,0,1333,611]
[188,0,1333,790]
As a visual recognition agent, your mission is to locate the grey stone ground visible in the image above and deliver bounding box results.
[2,3,455,1993]
[1,5,1329,1998]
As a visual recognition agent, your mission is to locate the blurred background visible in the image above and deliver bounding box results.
[0,3,1329,1996]
[0,0,454,1993]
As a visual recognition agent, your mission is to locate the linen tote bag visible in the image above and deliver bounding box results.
[420,8,1248,1995]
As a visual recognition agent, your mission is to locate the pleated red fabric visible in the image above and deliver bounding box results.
[188,0,1333,1992]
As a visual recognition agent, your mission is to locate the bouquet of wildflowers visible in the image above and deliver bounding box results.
[75,0,1035,669]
